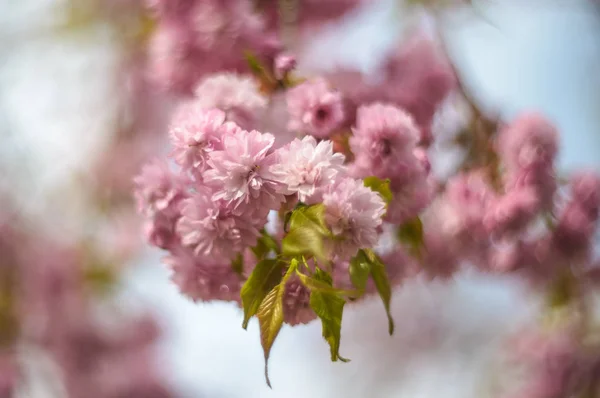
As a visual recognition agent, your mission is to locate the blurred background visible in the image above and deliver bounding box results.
[1,0,599,397]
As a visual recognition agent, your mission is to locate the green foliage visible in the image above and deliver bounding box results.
[288,204,329,234]
[251,229,281,260]
[351,249,395,335]
[257,259,297,388]
[281,204,330,262]
[296,269,361,298]
[257,286,284,388]
[309,268,349,362]
[231,252,244,277]
[243,50,278,91]
[282,227,326,262]
[244,50,269,78]
[364,249,395,335]
[241,259,285,329]
[363,176,393,205]
[547,269,577,309]
[83,262,116,295]
[396,217,424,259]
[349,250,370,291]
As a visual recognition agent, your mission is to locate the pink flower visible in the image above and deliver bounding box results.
[504,167,557,211]
[144,0,193,19]
[283,0,362,28]
[498,112,559,172]
[385,176,433,224]
[552,203,596,259]
[274,53,297,80]
[148,23,200,94]
[569,171,600,219]
[487,240,525,273]
[133,159,188,217]
[164,246,244,303]
[436,172,495,249]
[507,327,582,398]
[485,188,540,236]
[322,177,386,259]
[350,103,422,180]
[193,73,267,130]
[142,212,178,250]
[417,224,461,279]
[283,276,316,326]
[0,351,17,398]
[270,136,346,204]
[286,78,345,138]
[176,190,262,261]
[191,0,264,53]
[412,147,431,174]
[134,159,189,249]
[381,35,456,145]
[189,0,280,78]
[169,105,239,175]
[148,0,279,94]
[204,129,284,218]
[545,171,600,261]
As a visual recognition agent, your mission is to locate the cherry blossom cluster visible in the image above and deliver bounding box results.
[131,0,600,391]
[0,204,174,398]
[134,103,388,313]
[145,0,366,94]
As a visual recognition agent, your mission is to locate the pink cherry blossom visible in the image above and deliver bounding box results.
[350,103,422,181]
[133,159,188,217]
[274,53,297,80]
[204,129,284,218]
[176,189,262,261]
[193,73,268,130]
[385,176,434,225]
[506,327,582,398]
[148,22,200,94]
[381,35,456,145]
[270,136,346,204]
[134,159,189,249]
[164,246,244,303]
[435,172,495,253]
[322,177,386,259]
[485,187,540,236]
[569,171,600,219]
[286,78,345,138]
[169,105,239,176]
[283,276,316,326]
[498,112,559,172]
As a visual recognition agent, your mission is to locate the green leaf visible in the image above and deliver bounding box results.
[243,50,277,89]
[309,269,349,362]
[244,50,267,76]
[547,269,576,309]
[282,210,293,233]
[282,204,331,261]
[396,217,424,259]
[296,269,362,298]
[349,250,370,291]
[241,259,285,329]
[288,204,329,235]
[282,226,327,262]
[364,249,395,335]
[257,285,285,388]
[251,229,281,259]
[261,231,280,254]
[363,176,393,205]
[231,253,244,277]
[257,260,297,388]
[83,262,116,295]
